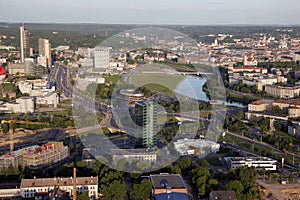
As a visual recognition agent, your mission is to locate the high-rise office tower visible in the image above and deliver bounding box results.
[19,24,30,63]
[93,47,110,71]
[38,38,52,67]
[135,100,158,148]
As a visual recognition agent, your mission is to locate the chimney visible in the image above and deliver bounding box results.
[73,168,76,200]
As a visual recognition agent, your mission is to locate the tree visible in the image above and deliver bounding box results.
[208,179,219,191]
[2,123,9,134]
[260,118,270,133]
[272,105,283,114]
[101,180,127,200]
[136,161,151,171]
[237,109,244,121]
[289,173,296,183]
[172,165,182,174]
[177,157,192,171]
[239,167,258,189]
[77,192,89,200]
[226,180,244,199]
[250,116,258,127]
[130,179,153,200]
[191,163,211,197]
[225,116,230,130]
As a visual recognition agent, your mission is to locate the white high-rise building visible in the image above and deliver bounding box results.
[93,47,110,71]
[38,38,51,67]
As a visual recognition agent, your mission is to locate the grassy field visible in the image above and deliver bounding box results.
[102,74,121,84]
[130,73,184,91]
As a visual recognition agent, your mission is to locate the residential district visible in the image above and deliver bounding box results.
[0,23,300,200]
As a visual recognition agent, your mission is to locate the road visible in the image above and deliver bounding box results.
[225,131,300,168]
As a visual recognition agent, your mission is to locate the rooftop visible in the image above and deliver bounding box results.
[154,192,189,200]
[210,190,237,200]
[21,177,97,188]
[150,174,186,190]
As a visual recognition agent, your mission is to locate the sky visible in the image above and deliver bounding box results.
[0,0,300,25]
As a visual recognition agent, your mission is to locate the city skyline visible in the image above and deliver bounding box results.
[0,0,300,25]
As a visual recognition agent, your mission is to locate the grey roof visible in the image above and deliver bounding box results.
[210,190,237,200]
[154,192,189,200]
[21,177,97,188]
[150,174,186,190]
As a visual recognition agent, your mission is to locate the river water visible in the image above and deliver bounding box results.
[175,75,245,108]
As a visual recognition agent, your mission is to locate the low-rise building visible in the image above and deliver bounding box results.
[288,121,300,138]
[265,84,300,99]
[224,157,277,171]
[247,99,300,119]
[228,66,267,74]
[21,176,98,199]
[174,138,220,156]
[1,97,35,113]
[209,191,237,200]
[150,174,189,200]
[248,99,272,112]
[35,92,59,108]
[0,142,69,169]
[8,63,25,76]
[0,188,21,199]
[111,148,157,164]
[82,148,96,168]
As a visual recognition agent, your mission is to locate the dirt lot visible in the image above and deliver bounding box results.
[258,180,300,200]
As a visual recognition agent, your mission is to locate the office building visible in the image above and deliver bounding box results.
[135,100,158,148]
[93,47,110,71]
[224,157,277,171]
[38,38,52,67]
[19,24,30,63]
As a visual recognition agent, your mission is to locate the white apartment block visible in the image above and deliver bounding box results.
[1,97,35,113]
[93,47,110,70]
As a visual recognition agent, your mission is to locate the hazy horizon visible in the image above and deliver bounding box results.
[0,0,299,25]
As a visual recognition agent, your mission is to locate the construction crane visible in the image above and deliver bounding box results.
[1,120,49,151]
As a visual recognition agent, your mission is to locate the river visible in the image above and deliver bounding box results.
[175,75,245,108]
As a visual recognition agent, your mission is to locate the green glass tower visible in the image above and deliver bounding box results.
[135,100,158,148]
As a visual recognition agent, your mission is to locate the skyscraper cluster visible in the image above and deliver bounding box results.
[19,24,52,67]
